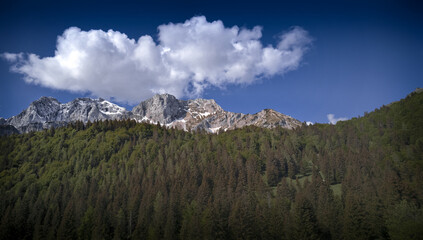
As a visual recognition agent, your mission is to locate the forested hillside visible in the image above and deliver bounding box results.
[1,91,422,240]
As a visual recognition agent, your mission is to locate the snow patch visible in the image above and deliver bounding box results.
[166,118,186,127]
[141,116,150,122]
[188,110,214,119]
[99,100,127,115]
[209,126,221,133]
[199,112,212,117]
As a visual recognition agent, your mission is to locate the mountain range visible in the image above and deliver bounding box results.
[0,94,302,134]
[1,88,422,239]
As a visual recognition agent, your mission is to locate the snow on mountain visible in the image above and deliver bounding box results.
[4,97,131,133]
[1,94,302,133]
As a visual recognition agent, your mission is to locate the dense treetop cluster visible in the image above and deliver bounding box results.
[0,91,422,239]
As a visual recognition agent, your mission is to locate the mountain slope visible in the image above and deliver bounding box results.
[132,94,301,132]
[4,97,131,133]
[0,89,422,239]
[2,94,301,133]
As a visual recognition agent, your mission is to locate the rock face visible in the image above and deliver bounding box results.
[4,97,131,133]
[132,94,187,124]
[131,94,301,132]
[1,94,302,133]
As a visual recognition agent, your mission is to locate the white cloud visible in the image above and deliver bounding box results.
[327,114,348,124]
[306,121,314,126]
[2,16,311,104]
[1,52,24,62]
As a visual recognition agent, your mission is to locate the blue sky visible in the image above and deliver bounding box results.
[0,0,422,124]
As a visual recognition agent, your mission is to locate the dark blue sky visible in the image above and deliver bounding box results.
[1,0,422,123]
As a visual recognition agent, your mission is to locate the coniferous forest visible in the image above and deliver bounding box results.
[1,91,422,240]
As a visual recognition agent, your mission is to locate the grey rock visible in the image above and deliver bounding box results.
[7,96,61,132]
[3,93,302,134]
[6,97,131,133]
[132,94,187,124]
[144,94,302,132]
[57,98,131,123]
[407,88,423,98]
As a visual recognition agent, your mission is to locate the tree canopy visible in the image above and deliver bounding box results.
[1,91,422,239]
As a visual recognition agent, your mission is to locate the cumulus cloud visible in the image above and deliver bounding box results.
[2,16,311,104]
[327,114,347,124]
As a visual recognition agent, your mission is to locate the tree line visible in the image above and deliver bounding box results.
[0,91,422,239]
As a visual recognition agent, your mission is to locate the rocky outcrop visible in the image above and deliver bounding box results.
[1,94,302,133]
[4,97,131,133]
[132,94,187,124]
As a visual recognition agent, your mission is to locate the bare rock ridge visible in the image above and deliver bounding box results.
[132,93,188,124]
[1,94,302,134]
[3,97,132,133]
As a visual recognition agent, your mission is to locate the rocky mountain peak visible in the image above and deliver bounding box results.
[1,93,302,134]
[132,94,187,124]
[152,93,177,100]
[29,96,60,111]
[58,98,130,123]
[188,98,223,113]
[8,96,61,128]
[35,96,59,103]
[4,97,130,133]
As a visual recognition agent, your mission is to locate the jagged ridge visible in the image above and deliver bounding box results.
[1,94,302,134]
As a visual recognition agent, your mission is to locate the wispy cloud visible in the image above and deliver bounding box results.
[1,52,23,62]
[327,114,347,124]
[1,16,312,104]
